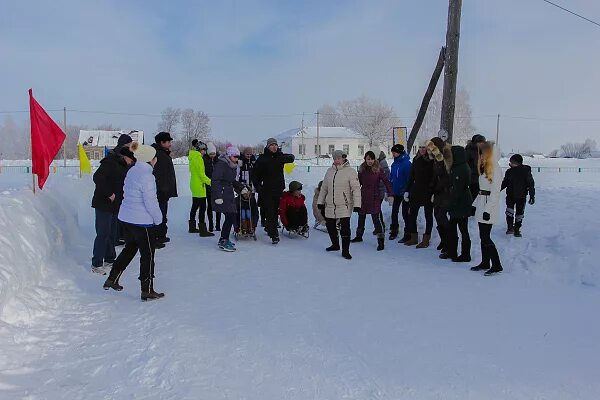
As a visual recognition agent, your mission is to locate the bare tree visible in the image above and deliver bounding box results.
[157,107,181,134]
[317,104,344,127]
[180,108,211,144]
[560,138,597,158]
[420,87,476,146]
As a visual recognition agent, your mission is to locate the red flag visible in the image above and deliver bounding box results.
[29,89,66,190]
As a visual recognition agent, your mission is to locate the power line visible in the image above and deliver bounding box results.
[539,0,600,29]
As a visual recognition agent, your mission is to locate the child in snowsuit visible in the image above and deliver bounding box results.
[501,154,535,237]
[237,188,254,234]
[279,181,309,235]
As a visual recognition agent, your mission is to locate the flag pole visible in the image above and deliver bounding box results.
[31,128,36,194]
[63,107,67,168]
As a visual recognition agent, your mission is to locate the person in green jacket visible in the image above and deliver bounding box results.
[441,145,473,263]
[188,140,213,237]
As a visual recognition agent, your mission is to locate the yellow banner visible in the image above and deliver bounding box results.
[78,143,92,174]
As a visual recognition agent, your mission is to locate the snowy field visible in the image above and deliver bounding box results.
[1,162,600,399]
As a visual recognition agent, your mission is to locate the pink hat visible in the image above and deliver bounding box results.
[226,146,240,157]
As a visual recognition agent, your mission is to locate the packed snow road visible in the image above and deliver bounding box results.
[1,169,599,399]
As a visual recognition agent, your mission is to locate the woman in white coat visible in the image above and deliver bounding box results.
[103,143,166,301]
[317,150,361,260]
[471,141,503,275]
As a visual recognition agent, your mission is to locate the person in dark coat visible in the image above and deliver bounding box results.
[351,151,393,251]
[426,137,453,255]
[204,142,221,232]
[151,131,178,245]
[376,151,390,233]
[389,144,412,241]
[212,146,245,251]
[443,145,473,262]
[404,139,435,248]
[501,153,535,237]
[90,144,134,275]
[113,134,134,246]
[251,137,295,244]
[465,134,486,202]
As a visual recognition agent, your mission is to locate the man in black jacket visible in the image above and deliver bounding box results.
[252,138,294,244]
[502,153,535,237]
[91,144,134,274]
[152,131,178,245]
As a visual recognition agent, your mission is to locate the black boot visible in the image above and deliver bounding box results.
[484,243,503,275]
[341,236,352,259]
[149,280,165,298]
[208,218,214,232]
[326,232,340,251]
[471,243,491,271]
[389,225,399,240]
[514,221,522,237]
[198,222,215,237]
[103,268,123,291]
[398,232,411,243]
[141,279,163,301]
[436,226,445,251]
[377,236,385,251]
[452,236,471,262]
[188,220,199,233]
[351,228,364,243]
[506,216,514,235]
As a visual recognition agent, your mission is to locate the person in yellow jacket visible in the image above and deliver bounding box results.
[188,140,213,237]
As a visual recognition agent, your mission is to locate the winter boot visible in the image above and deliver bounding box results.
[416,234,431,249]
[188,220,199,233]
[272,236,280,245]
[513,221,522,237]
[141,279,163,301]
[199,222,215,237]
[103,269,124,291]
[452,237,472,262]
[436,226,445,251]
[208,218,214,232]
[377,236,385,251]
[471,243,491,271]
[326,230,340,252]
[404,233,419,246]
[398,231,411,243]
[506,216,514,235]
[341,236,352,260]
[149,280,165,298]
[389,225,399,241]
[484,265,504,276]
[351,228,364,243]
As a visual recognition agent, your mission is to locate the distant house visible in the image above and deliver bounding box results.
[589,150,600,159]
[272,127,389,159]
[78,130,144,160]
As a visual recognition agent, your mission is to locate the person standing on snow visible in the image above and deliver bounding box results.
[376,150,391,233]
[152,131,177,248]
[388,144,412,242]
[426,137,453,256]
[351,151,393,251]
[188,139,213,237]
[237,147,259,230]
[204,142,221,232]
[212,146,246,252]
[252,138,295,245]
[471,141,504,275]
[317,150,361,260]
[90,138,135,275]
[103,143,165,301]
[465,134,486,202]
[501,153,535,237]
[403,139,435,248]
[442,146,473,263]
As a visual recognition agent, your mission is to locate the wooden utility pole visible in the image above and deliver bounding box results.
[407,47,446,151]
[495,114,500,145]
[440,0,462,144]
[316,111,320,165]
[63,107,67,167]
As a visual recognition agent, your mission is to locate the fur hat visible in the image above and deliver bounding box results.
[226,146,240,157]
[418,137,428,147]
[207,142,217,154]
[130,142,156,163]
[332,150,344,160]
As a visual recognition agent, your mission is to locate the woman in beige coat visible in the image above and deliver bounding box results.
[317,150,361,260]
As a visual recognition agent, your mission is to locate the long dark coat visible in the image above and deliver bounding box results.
[447,146,473,219]
[405,153,435,207]
[211,154,244,213]
[358,167,392,215]
[251,147,295,196]
[151,143,178,199]
[91,151,128,214]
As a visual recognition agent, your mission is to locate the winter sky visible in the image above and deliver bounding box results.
[1,0,599,153]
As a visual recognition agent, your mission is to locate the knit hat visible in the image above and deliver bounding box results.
[207,142,217,154]
[509,154,524,165]
[130,142,156,163]
[332,150,344,160]
[192,139,207,151]
[471,134,486,144]
[391,144,405,154]
[289,181,303,192]
[226,146,240,157]
[266,138,278,146]
[117,134,133,147]
[155,131,174,143]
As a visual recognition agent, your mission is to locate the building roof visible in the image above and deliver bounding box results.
[275,127,363,142]
[78,130,144,148]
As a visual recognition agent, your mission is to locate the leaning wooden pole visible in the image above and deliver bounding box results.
[440,0,462,144]
[406,47,446,151]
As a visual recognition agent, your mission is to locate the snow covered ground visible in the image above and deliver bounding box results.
[1,164,600,399]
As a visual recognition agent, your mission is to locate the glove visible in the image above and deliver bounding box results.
[387,196,394,206]
[403,192,410,202]
[483,212,490,221]
[529,196,535,205]
[353,207,361,213]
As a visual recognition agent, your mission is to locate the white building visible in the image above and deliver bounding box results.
[274,127,389,160]
[78,130,143,160]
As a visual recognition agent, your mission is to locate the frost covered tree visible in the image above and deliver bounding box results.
[157,107,211,157]
[157,107,181,134]
[180,108,210,144]
[420,87,476,146]
[560,138,597,158]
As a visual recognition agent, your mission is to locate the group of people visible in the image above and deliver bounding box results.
[90,130,535,301]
